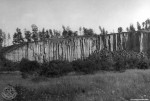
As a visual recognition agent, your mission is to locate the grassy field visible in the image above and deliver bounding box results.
[0,69,150,101]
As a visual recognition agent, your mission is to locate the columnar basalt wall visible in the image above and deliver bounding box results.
[4,31,150,63]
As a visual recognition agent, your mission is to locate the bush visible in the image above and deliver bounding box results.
[97,58,113,71]
[87,49,114,71]
[71,59,85,72]
[19,58,40,74]
[71,59,98,74]
[40,60,73,77]
[112,50,147,71]
[125,58,139,69]
[137,60,149,69]
[113,57,126,71]
[0,58,19,72]
[0,63,19,72]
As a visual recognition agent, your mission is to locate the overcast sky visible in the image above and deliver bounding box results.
[0,0,150,35]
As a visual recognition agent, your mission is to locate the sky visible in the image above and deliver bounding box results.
[0,0,150,36]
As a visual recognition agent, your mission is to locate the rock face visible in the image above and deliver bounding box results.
[4,31,150,63]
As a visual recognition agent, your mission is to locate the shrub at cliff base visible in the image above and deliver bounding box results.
[137,60,149,69]
[0,57,19,72]
[113,57,126,71]
[19,58,40,74]
[71,59,98,74]
[39,60,73,77]
[125,58,140,69]
[0,62,19,72]
[18,50,150,78]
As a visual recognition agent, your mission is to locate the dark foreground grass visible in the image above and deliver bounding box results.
[1,69,150,101]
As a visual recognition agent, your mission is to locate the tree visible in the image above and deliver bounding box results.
[31,24,39,42]
[53,29,61,38]
[17,28,24,43]
[129,24,136,32]
[145,19,150,29]
[39,28,46,41]
[142,22,145,29]
[67,27,77,37]
[45,30,50,39]
[13,28,24,44]
[24,30,32,42]
[73,31,78,37]
[62,26,68,38]
[83,27,95,36]
[137,22,141,31]
[126,27,129,32]
[141,18,150,30]
[118,27,123,33]
[62,26,78,38]
[99,26,108,35]
[13,32,18,44]
[49,29,53,38]
[0,29,4,48]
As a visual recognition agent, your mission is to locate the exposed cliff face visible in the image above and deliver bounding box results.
[4,31,149,63]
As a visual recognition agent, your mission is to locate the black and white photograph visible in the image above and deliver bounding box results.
[0,0,150,101]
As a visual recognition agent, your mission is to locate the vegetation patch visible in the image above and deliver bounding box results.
[19,58,40,74]
[0,69,149,101]
[39,60,73,77]
[1,49,148,78]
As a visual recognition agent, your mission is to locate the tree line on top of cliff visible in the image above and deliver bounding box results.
[11,25,107,45]
[0,18,150,46]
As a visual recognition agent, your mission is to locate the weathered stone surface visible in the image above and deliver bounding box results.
[4,32,148,63]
